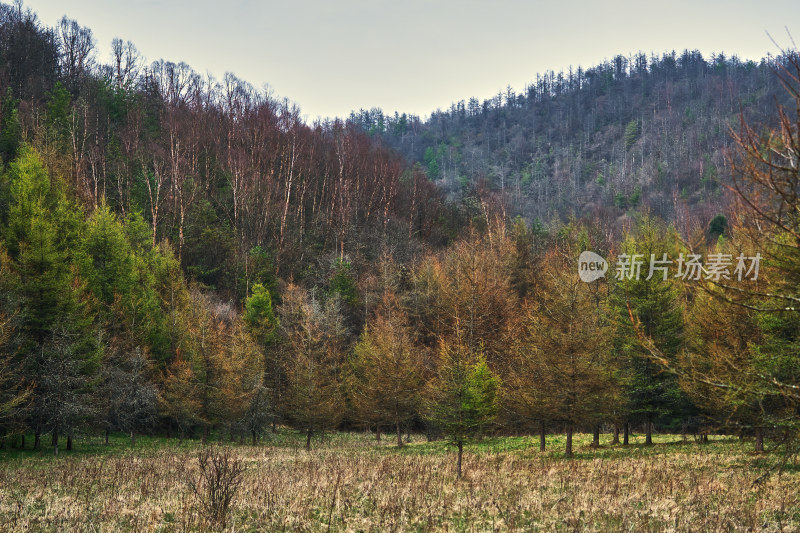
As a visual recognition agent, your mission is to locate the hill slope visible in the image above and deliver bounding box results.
[352,51,791,231]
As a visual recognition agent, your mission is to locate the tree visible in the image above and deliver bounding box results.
[4,146,100,453]
[56,16,95,92]
[674,53,800,452]
[426,327,499,478]
[524,243,619,457]
[0,247,28,440]
[183,289,263,440]
[279,284,347,450]
[244,282,281,428]
[99,348,157,446]
[349,291,423,447]
[80,203,136,320]
[682,284,772,450]
[612,218,694,444]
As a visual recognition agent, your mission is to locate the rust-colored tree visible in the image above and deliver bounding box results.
[279,284,347,450]
[349,291,423,447]
[520,244,620,457]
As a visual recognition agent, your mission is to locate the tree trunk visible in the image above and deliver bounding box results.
[34,431,40,451]
[539,420,546,452]
[252,430,257,446]
[591,424,600,448]
[375,425,381,441]
[565,425,573,458]
[623,422,629,445]
[305,427,312,451]
[456,440,463,479]
[755,426,764,453]
[645,416,653,445]
[130,431,136,447]
[104,428,109,445]
[396,420,403,448]
[66,434,72,451]
[20,434,25,449]
[202,425,209,444]
[52,430,59,456]
[611,425,620,445]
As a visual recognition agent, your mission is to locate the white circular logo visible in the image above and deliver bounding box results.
[578,251,608,282]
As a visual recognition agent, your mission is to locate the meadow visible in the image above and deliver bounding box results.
[0,431,798,532]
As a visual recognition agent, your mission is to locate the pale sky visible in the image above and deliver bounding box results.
[21,0,800,121]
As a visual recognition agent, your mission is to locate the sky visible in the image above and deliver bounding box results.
[21,0,800,122]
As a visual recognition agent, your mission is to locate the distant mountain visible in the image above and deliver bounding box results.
[350,51,791,231]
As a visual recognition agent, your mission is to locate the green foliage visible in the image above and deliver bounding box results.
[424,146,440,180]
[242,246,277,302]
[328,259,359,307]
[81,204,136,310]
[612,218,695,430]
[427,343,499,446]
[624,119,639,149]
[707,214,728,242]
[2,147,102,445]
[182,200,236,292]
[244,283,278,347]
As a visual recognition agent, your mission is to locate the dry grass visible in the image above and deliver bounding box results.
[0,432,798,532]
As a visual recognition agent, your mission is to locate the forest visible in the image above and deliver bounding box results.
[0,0,798,484]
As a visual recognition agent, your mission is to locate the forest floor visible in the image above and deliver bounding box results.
[0,430,798,532]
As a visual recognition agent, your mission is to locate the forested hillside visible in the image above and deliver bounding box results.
[0,0,798,468]
[354,50,792,231]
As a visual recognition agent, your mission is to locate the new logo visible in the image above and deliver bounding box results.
[578,251,608,282]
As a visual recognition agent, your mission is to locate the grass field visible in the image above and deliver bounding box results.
[0,431,798,532]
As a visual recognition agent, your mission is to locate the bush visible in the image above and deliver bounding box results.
[187,446,247,528]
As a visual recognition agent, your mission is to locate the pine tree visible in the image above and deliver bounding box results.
[244,282,281,427]
[613,218,695,444]
[4,146,100,453]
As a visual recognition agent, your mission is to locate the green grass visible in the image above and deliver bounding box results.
[0,428,759,462]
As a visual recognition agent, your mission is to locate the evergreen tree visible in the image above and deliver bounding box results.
[613,218,695,444]
[4,146,100,452]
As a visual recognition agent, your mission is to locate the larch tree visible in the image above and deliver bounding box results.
[0,256,30,444]
[425,325,500,479]
[678,53,800,454]
[349,291,423,447]
[527,244,620,458]
[279,284,347,450]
